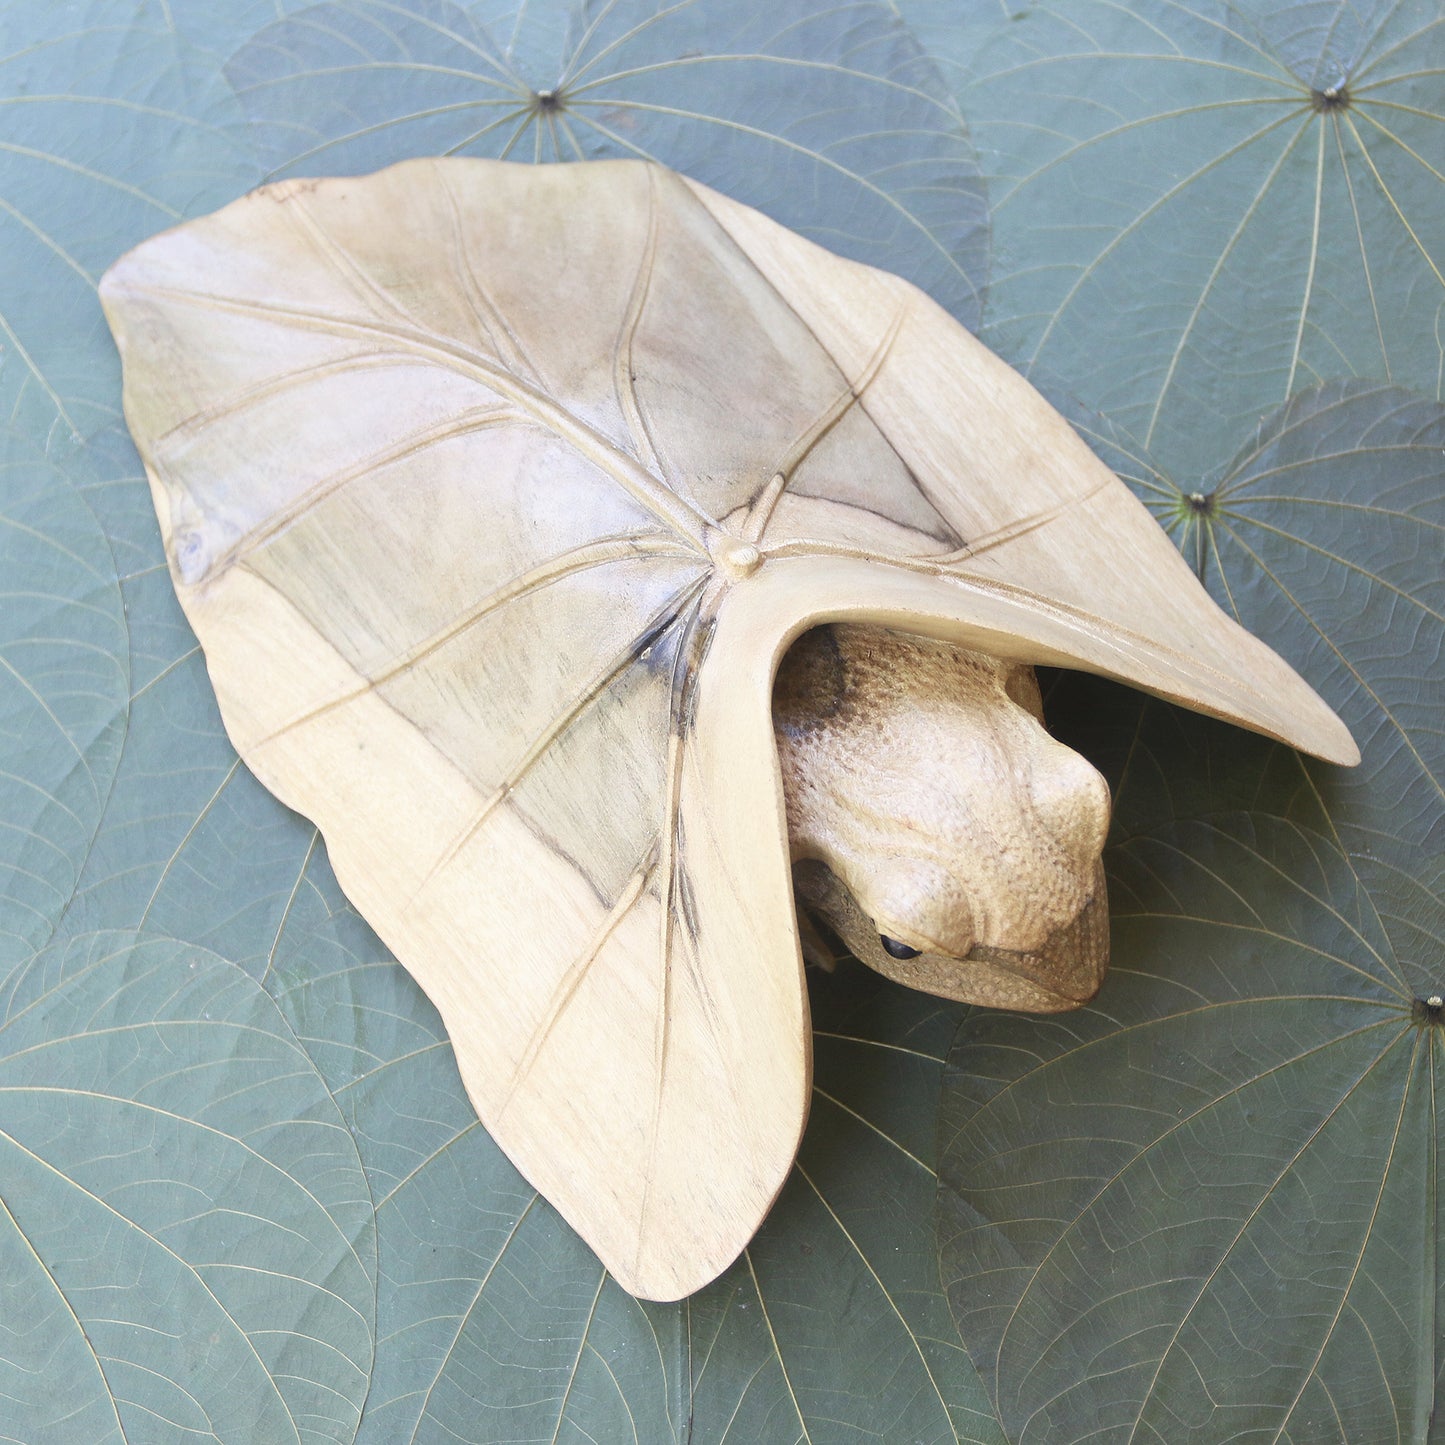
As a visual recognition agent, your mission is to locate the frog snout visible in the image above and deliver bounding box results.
[1026,733,1112,870]
[774,623,1115,1000]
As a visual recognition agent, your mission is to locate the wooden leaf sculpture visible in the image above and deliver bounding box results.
[100,158,1356,1299]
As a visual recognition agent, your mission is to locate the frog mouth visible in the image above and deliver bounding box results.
[947,872,1109,1009]
[793,858,1109,1013]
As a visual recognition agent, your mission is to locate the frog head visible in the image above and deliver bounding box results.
[775,623,1111,1011]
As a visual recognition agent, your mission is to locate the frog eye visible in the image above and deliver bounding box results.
[880,935,921,960]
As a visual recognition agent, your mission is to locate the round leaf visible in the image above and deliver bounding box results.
[937,379,1442,1437]
[0,10,251,439]
[966,0,1445,478]
[225,0,988,323]
[0,432,126,971]
[0,933,375,1445]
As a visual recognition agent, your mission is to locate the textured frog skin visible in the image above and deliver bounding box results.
[775,624,1111,1011]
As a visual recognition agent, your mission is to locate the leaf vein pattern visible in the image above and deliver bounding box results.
[614,163,666,477]
[745,1250,813,1445]
[1143,120,1310,448]
[1018,110,1300,376]
[496,850,659,1121]
[1001,1023,1408,1434]
[549,1271,607,1445]
[121,283,714,550]
[1272,1032,1422,1445]
[0,1122,314,1445]
[437,166,545,384]
[1218,520,1441,809]
[794,1160,952,1427]
[0,1187,128,1441]
[565,98,976,296]
[405,1194,537,1444]
[636,589,708,1268]
[415,576,706,901]
[209,402,520,579]
[1330,114,1393,380]
[260,99,526,178]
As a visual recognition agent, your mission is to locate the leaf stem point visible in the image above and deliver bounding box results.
[708,532,763,580]
[1310,85,1351,112]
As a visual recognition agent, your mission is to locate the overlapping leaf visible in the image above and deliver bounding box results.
[0,431,127,975]
[0,7,251,441]
[963,0,1445,478]
[226,0,987,322]
[0,931,375,1445]
[937,384,1443,1436]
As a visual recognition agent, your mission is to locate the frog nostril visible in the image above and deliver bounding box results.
[880,935,921,960]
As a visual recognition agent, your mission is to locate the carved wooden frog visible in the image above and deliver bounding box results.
[777,624,1110,1011]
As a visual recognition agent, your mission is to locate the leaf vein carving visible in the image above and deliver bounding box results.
[614,161,665,477]
[436,166,546,385]
[255,540,699,748]
[127,282,716,551]
[211,402,519,578]
[414,575,708,899]
[496,850,661,1121]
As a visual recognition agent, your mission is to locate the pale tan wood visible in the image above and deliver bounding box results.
[685,175,1358,765]
[99,156,1356,1300]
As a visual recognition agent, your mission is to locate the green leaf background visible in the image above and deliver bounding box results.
[0,1,1438,1440]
